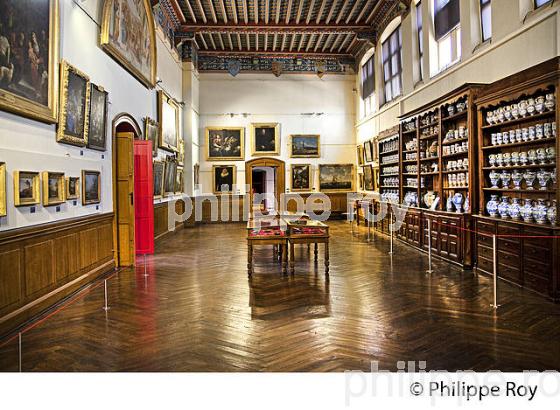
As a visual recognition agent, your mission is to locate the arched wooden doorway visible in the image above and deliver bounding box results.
[112,113,142,267]
[245,157,285,213]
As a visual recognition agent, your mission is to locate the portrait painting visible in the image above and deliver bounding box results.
[291,164,311,192]
[144,117,158,156]
[13,170,40,206]
[359,173,364,190]
[82,170,100,205]
[357,145,364,166]
[175,166,184,194]
[206,127,245,161]
[319,164,354,192]
[251,123,280,156]
[158,90,179,152]
[100,0,157,88]
[57,61,90,146]
[213,165,236,194]
[42,171,65,206]
[363,165,374,191]
[163,158,177,196]
[87,83,108,151]
[153,160,164,199]
[66,176,79,200]
[0,162,5,216]
[0,0,59,123]
[290,135,320,158]
[364,140,373,162]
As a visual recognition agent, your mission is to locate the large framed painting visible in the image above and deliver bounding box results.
[206,127,245,161]
[100,0,157,88]
[175,166,184,194]
[319,164,354,192]
[291,164,311,192]
[13,171,40,206]
[163,158,177,196]
[57,61,91,146]
[66,176,79,200]
[87,83,108,151]
[364,140,373,162]
[82,170,101,205]
[144,117,158,156]
[157,90,180,152]
[363,165,374,191]
[0,0,59,123]
[0,162,5,216]
[290,135,320,158]
[213,165,236,194]
[357,145,364,166]
[42,171,65,206]
[153,160,164,199]
[251,123,280,156]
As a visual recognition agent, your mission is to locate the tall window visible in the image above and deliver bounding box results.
[360,54,376,117]
[416,1,424,81]
[382,26,403,104]
[535,0,552,7]
[480,0,492,42]
[434,0,461,72]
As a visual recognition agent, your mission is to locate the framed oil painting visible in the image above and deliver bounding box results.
[357,145,364,166]
[164,158,177,196]
[0,162,5,216]
[363,165,374,191]
[290,135,320,158]
[82,170,100,205]
[42,171,65,206]
[157,90,179,152]
[153,160,164,199]
[206,127,245,161]
[193,163,200,187]
[100,0,157,88]
[57,61,91,146]
[213,165,236,194]
[291,164,311,192]
[373,167,380,191]
[251,123,280,156]
[175,166,184,194]
[66,176,79,200]
[87,83,108,151]
[144,117,158,156]
[0,0,59,123]
[177,138,185,165]
[13,170,40,206]
[319,164,354,192]
[364,140,373,162]
[358,173,364,191]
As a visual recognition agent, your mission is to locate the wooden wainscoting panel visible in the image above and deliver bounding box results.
[24,241,54,297]
[154,202,169,238]
[79,228,99,270]
[97,224,113,261]
[54,234,80,282]
[0,249,22,310]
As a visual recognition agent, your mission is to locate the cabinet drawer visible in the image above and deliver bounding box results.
[477,220,496,234]
[497,223,521,237]
[477,233,494,247]
[523,242,552,262]
[498,238,521,253]
[524,273,550,296]
[498,262,522,285]
[523,258,551,280]
[477,245,493,260]
[477,256,493,274]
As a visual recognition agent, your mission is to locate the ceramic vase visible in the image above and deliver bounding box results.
[498,197,510,219]
[521,199,534,223]
[524,170,536,190]
[501,170,511,189]
[508,198,522,220]
[446,196,453,212]
[547,200,557,225]
[453,193,463,213]
[533,199,548,224]
[512,169,523,190]
[487,195,499,218]
[537,169,550,190]
[464,194,470,213]
[489,169,500,188]
[545,93,555,111]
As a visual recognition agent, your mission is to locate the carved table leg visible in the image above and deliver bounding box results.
[324,242,330,276]
[247,242,253,277]
[290,241,295,274]
[282,242,288,274]
[314,243,318,262]
[273,245,278,261]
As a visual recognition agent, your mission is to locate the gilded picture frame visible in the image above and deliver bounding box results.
[87,83,108,151]
[363,165,374,191]
[290,135,320,158]
[144,117,159,156]
[291,164,312,192]
[206,127,245,161]
[357,145,365,166]
[100,0,157,88]
[153,160,165,199]
[175,166,184,194]
[66,176,80,200]
[157,90,180,152]
[251,123,280,156]
[13,171,40,206]
[212,165,237,195]
[42,171,65,206]
[57,61,91,146]
[0,162,6,216]
[0,0,59,124]
[364,140,373,162]
[82,170,101,205]
[319,164,354,193]
[163,157,177,197]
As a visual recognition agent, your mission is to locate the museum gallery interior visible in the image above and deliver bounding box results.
[0,0,560,372]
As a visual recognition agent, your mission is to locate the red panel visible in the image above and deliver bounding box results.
[134,141,155,254]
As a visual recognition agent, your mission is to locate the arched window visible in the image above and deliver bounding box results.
[359,49,376,118]
[433,0,461,72]
[381,25,403,104]
[480,0,492,42]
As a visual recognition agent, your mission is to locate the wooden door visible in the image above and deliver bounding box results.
[134,141,154,254]
[116,132,135,266]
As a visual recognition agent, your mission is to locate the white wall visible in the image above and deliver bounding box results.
[197,73,356,194]
[0,0,183,231]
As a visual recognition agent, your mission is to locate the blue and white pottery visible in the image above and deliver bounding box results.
[533,199,548,224]
[464,194,470,213]
[489,169,500,188]
[519,151,528,165]
[500,170,511,189]
[523,170,536,190]
[512,169,523,190]
[453,193,463,213]
[446,196,454,212]
[498,197,510,219]
[508,198,521,220]
[548,200,557,225]
[487,195,499,218]
[537,169,550,191]
[521,199,534,223]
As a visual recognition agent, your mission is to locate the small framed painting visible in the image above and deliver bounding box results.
[319,164,354,192]
[57,61,91,147]
[13,171,40,206]
[291,164,311,192]
[206,127,245,161]
[158,90,180,152]
[66,177,80,200]
[144,117,159,156]
[213,165,236,194]
[164,158,177,196]
[42,171,65,206]
[358,173,364,190]
[0,163,6,216]
[364,140,373,162]
[373,167,380,191]
[175,166,184,194]
[153,161,165,199]
[357,145,365,166]
[290,135,320,158]
[363,165,374,191]
[194,163,200,187]
[82,170,101,205]
[87,84,108,151]
[251,123,280,156]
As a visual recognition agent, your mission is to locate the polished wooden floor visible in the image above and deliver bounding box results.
[1,221,560,371]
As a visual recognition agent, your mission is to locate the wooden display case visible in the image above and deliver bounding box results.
[378,126,400,203]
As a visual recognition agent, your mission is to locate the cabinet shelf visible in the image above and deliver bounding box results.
[420,156,439,162]
[442,110,468,122]
[420,133,438,140]
[380,160,399,166]
[481,110,555,130]
[481,136,556,151]
[482,164,556,171]
[442,169,469,174]
[419,120,439,130]
[402,159,418,164]
[442,151,469,159]
[402,129,417,135]
[443,186,469,190]
[380,148,399,155]
[442,136,468,145]
[482,188,556,194]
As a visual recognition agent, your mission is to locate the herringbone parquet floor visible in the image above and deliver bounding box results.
[1,221,560,371]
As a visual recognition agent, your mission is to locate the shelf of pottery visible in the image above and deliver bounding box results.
[400,118,419,207]
[379,132,400,203]
[417,109,440,210]
[478,89,558,226]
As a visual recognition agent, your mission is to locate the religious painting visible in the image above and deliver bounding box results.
[163,157,177,196]
[206,127,245,161]
[13,170,40,206]
[364,140,373,162]
[175,166,184,194]
[251,123,280,156]
[291,164,311,192]
[357,145,364,166]
[363,165,374,191]
[0,162,6,216]
[66,176,79,200]
[157,90,179,152]
[153,160,164,199]
[213,165,236,194]
[57,61,91,146]
[87,83,108,151]
[144,117,158,156]
[0,0,59,123]
[290,135,320,158]
[42,171,65,206]
[82,170,101,205]
[100,0,157,88]
[319,164,354,192]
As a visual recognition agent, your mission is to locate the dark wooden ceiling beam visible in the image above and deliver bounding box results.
[365,0,385,24]
[296,0,305,24]
[345,0,361,23]
[265,0,270,24]
[336,0,351,24]
[243,0,249,23]
[305,0,316,24]
[254,0,259,23]
[355,0,373,23]
[325,0,338,24]
[219,0,228,23]
[181,0,195,23]
[194,0,208,23]
[285,0,293,23]
[197,49,354,58]
[232,0,238,23]
[208,0,218,23]
[180,23,372,33]
[316,0,327,23]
